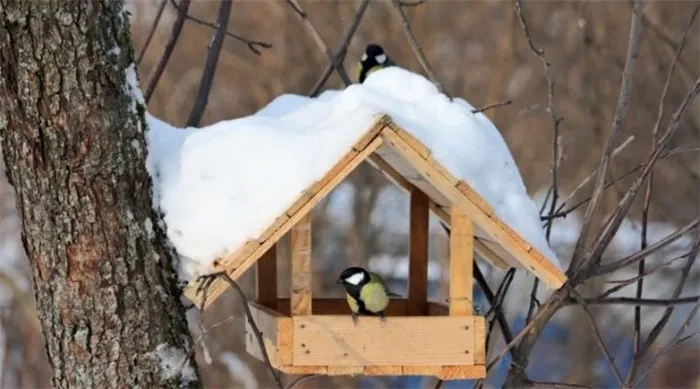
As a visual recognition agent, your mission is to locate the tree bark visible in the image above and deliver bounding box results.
[0,1,201,388]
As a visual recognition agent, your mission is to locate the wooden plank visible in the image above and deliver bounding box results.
[386,122,431,159]
[364,365,403,375]
[353,115,391,151]
[427,301,449,316]
[456,180,495,217]
[256,246,277,308]
[184,136,385,308]
[473,316,486,365]
[258,214,290,243]
[439,365,486,380]
[278,365,328,375]
[327,365,365,375]
[402,366,442,376]
[245,302,287,366]
[212,240,260,270]
[381,129,567,290]
[450,206,474,316]
[292,315,474,366]
[291,214,312,315]
[276,298,409,316]
[409,186,430,316]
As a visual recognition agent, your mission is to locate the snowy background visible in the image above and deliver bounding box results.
[1,1,699,388]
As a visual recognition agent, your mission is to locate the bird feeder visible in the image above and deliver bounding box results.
[184,114,567,380]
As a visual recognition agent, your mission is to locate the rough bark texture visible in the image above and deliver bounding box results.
[0,1,201,388]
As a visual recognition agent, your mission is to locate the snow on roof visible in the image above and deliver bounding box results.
[146,67,562,281]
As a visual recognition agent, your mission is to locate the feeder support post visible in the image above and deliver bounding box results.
[256,245,278,309]
[408,186,430,315]
[291,214,313,315]
[449,205,474,315]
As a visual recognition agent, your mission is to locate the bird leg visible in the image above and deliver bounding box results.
[351,312,359,326]
[378,312,387,327]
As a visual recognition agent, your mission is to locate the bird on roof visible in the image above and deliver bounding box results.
[338,266,401,325]
[356,43,395,84]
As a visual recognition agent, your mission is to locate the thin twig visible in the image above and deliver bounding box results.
[563,296,700,307]
[287,0,351,86]
[471,100,513,114]
[589,218,698,277]
[545,135,635,220]
[630,230,700,380]
[568,0,644,273]
[219,273,284,389]
[515,0,563,325]
[168,0,272,55]
[185,0,232,127]
[577,78,700,277]
[309,0,370,96]
[397,0,426,7]
[631,8,699,378]
[566,285,625,386]
[137,0,167,66]
[285,374,320,389]
[525,380,592,389]
[145,0,191,103]
[391,0,451,99]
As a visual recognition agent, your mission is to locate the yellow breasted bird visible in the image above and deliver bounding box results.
[356,43,395,84]
[338,266,401,324]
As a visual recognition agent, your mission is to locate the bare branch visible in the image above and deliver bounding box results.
[397,0,426,7]
[287,0,351,86]
[568,0,644,273]
[137,0,167,66]
[185,0,232,127]
[391,0,451,99]
[309,0,370,96]
[471,100,513,114]
[632,6,699,372]
[285,374,320,389]
[144,0,190,103]
[564,296,700,307]
[566,286,625,386]
[631,230,700,379]
[168,0,272,55]
[524,380,592,389]
[588,218,698,277]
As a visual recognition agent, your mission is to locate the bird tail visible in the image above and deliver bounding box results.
[386,291,402,298]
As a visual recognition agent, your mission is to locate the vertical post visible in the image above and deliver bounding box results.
[449,205,473,315]
[256,245,277,309]
[408,186,430,316]
[291,214,312,315]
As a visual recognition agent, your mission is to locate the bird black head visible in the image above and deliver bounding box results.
[358,43,392,83]
[338,266,370,287]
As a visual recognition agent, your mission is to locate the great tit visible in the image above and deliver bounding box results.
[356,43,395,84]
[338,266,401,324]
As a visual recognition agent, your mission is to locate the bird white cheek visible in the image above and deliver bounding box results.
[376,54,387,64]
[361,53,368,62]
[345,272,365,285]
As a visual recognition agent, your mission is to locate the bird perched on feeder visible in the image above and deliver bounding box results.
[356,43,395,84]
[338,266,401,325]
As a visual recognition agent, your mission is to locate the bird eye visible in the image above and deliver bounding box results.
[375,54,387,64]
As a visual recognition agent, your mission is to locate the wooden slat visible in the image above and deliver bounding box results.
[212,239,260,269]
[245,302,290,366]
[473,316,486,365]
[381,128,566,289]
[353,114,391,151]
[450,206,474,316]
[364,365,403,375]
[327,365,365,375]
[439,365,486,380]
[258,214,290,243]
[276,298,409,316]
[456,180,495,217]
[184,136,385,307]
[386,121,431,159]
[292,315,475,366]
[256,246,277,308]
[408,186,430,316]
[291,214,312,315]
[278,365,328,375]
[402,366,442,376]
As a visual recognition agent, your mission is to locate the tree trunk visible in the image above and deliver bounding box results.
[0,1,201,388]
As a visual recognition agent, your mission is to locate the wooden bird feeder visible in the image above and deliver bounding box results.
[184,114,567,380]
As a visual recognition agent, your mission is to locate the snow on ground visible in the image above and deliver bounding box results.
[146,67,562,281]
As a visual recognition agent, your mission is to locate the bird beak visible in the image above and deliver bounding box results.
[336,278,342,285]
